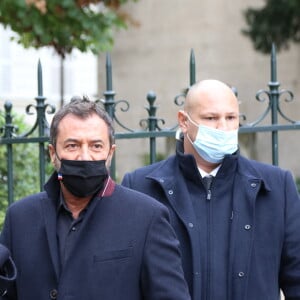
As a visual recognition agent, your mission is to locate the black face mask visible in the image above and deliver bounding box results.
[57,159,109,197]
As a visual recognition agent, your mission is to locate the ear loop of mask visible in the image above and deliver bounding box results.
[185,113,199,128]
[184,112,198,146]
[53,150,63,181]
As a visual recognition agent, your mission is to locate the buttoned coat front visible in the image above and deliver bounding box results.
[0,174,191,300]
[122,147,300,300]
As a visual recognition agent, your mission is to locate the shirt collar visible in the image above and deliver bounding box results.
[198,165,221,178]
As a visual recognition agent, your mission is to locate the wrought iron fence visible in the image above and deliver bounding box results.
[0,45,299,206]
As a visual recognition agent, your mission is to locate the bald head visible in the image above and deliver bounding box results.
[184,79,239,114]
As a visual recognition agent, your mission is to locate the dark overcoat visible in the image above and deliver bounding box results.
[122,147,300,300]
[0,174,191,300]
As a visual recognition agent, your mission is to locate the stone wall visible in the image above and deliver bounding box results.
[97,0,300,181]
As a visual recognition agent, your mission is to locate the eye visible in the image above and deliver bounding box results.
[65,143,79,151]
[205,116,217,121]
[90,143,104,152]
[227,115,237,121]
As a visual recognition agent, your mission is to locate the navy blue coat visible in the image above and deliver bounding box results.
[0,174,191,300]
[122,144,300,300]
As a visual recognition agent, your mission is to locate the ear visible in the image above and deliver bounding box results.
[178,110,188,133]
[106,144,116,168]
[48,144,56,164]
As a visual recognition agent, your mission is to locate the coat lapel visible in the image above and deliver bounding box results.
[147,161,202,299]
[147,160,198,230]
[40,193,60,281]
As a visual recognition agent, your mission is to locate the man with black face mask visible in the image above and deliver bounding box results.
[122,79,300,300]
[0,97,191,300]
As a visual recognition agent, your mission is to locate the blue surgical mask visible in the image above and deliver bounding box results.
[186,114,238,163]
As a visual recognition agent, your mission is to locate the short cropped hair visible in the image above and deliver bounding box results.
[50,96,115,147]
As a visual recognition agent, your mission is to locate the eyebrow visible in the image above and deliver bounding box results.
[63,138,79,144]
[63,138,105,144]
[201,111,238,115]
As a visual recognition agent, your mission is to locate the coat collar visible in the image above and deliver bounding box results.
[146,138,271,214]
[146,150,197,226]
[175,137,270,192]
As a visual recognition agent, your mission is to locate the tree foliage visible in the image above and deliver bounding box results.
[0,0,138,58]
[243,0,300,53]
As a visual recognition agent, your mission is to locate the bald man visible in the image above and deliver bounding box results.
[122,79,300,300]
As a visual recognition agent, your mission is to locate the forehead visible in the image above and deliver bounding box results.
[186,84,239,115]
[57,113,109,141]
[198,95,238,115]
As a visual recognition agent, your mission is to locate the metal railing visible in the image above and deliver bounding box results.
[0,45,299,205]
